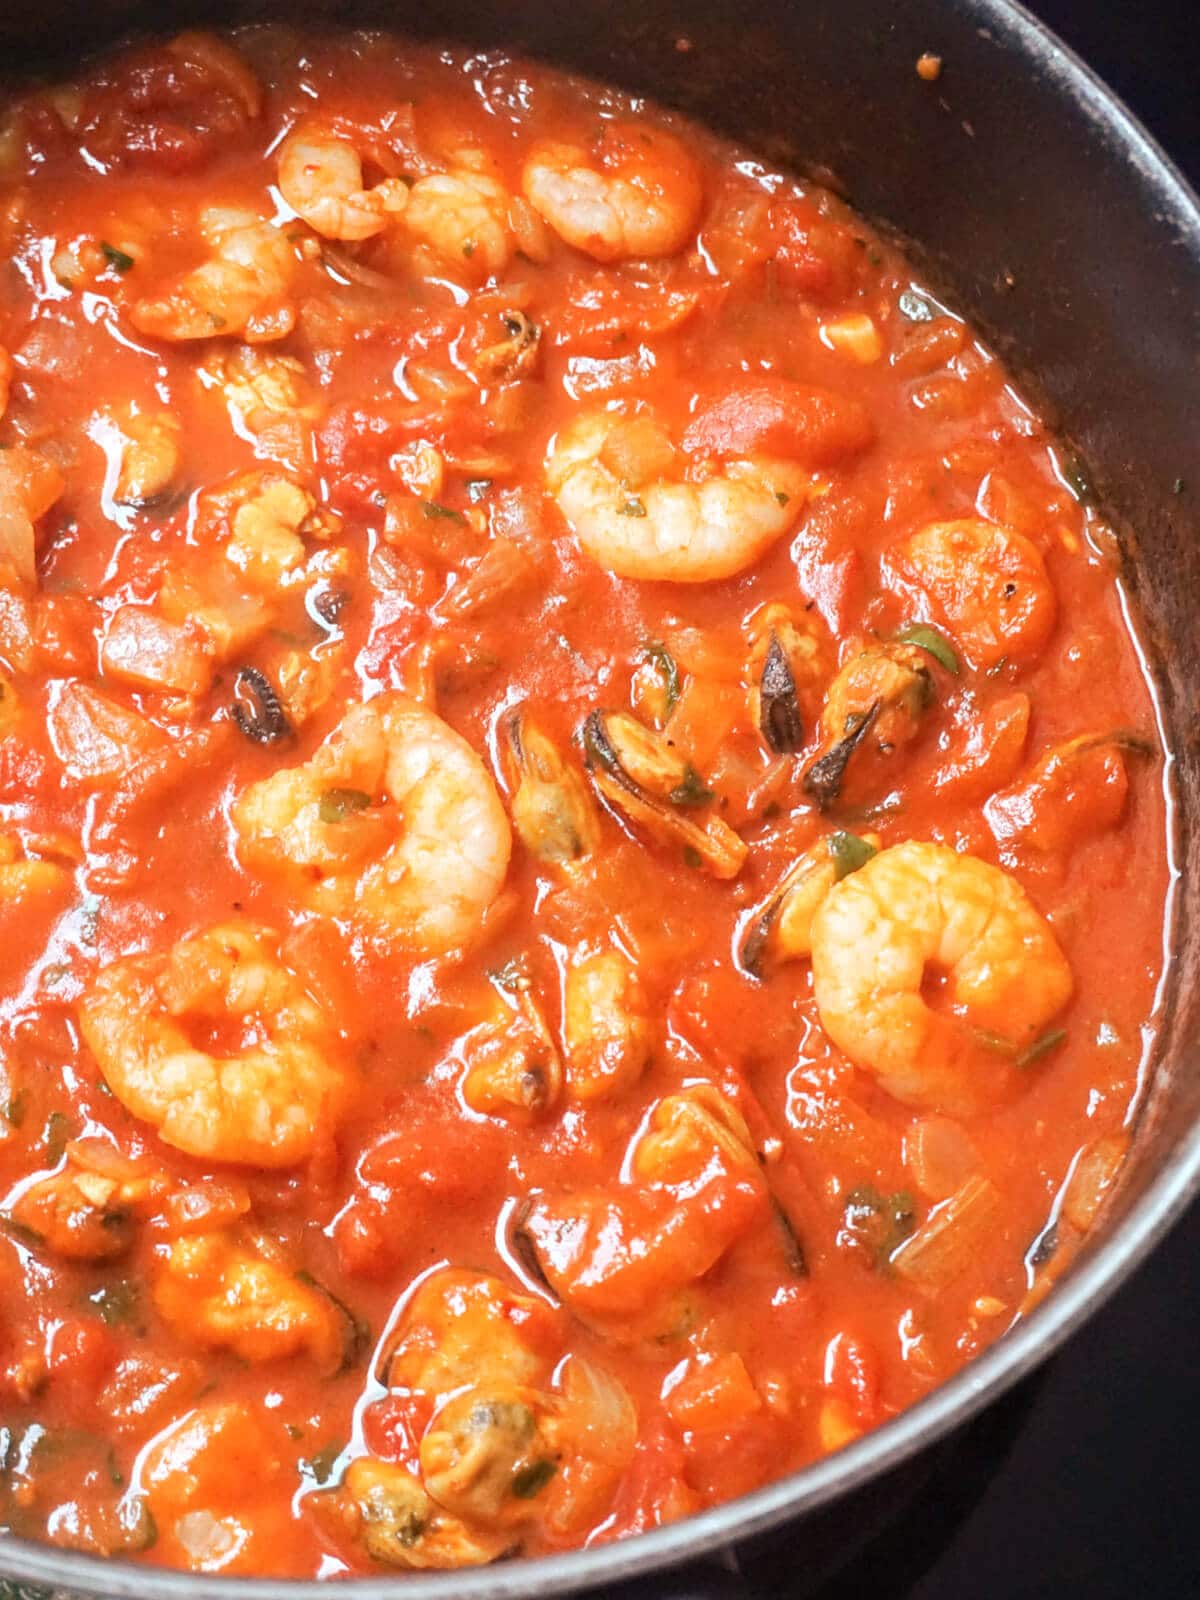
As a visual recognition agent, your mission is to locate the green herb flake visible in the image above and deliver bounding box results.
[827,830,878,881]
[617,497,647,518]
[841,1184,918,1268]
[1019,1027,1067,1068]
[100,241,135,273]
[304,1439,346,1486]
[87,1279,141,1328]
[0,1214,44,1250]
[511,1458,557,1499]
[462,240,476,258]
[318,787,372,825]
[285,1423,304,1441]
[775,490,791,506]
[895,623,960,675]
[466,478,493,502]
[898,289,935,322]
[639,641,681,717]
[42,1110,71,1165]
[420,501,466,525]
[682,845,703,869]
[668,764,714,808]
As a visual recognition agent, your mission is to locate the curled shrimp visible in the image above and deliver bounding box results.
[78,920,350,1167]
[277,124,410,242]
[403,169,514,282]
[893,518,1056,670]
[810,841,1073,1117]
[547,380,873,582]
[131,208,295,343]
[522,121,702,261]
[232,693,511,954]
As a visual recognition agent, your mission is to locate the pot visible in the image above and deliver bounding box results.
[0,1,1197,1596]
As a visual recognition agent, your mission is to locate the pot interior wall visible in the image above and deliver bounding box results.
[2,0,1199,1441]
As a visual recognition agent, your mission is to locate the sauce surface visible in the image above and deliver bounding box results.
[0,27,1171,1577]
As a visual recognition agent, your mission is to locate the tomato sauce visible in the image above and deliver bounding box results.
[0,26,1172,1578]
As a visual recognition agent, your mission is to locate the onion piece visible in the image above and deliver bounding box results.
[904,1116,981,1201]
[1061,1134,1128,1233]
[891,1174,1001,1290]
[319,244,406,293]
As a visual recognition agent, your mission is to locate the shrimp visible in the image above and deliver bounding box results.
[894,518,1056,669]
[522,122,702,261]
[9,1139,161,1261]
[131,208,295,343]
[277,125,409,242]
[563,949,651,1100]
[403,170,514,281]
[111,408,181,503]
[78,920,350,1167]
[154,1232,349,1371]
[232,694,511,953]
[810,841,1073,1117]
[385,1268,563,1397]
[547,380,873,582]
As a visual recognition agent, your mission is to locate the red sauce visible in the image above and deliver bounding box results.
[0,26,1171,1578]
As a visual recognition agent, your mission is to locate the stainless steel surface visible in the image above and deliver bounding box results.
[0,0,1197,1593]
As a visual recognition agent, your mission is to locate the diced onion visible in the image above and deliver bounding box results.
[1061,1135,1127,1233]
[891,1175,1001,1290]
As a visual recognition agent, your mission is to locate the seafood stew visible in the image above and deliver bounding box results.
[0,26,1171,1578]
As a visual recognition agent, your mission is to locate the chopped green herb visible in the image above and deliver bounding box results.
[772,1198,808,1276]
[898,289,935,322]
[42,1110,71,1165]
[318,787,372,824]
[462,240,476,258]
[867,247,883,267]
[617,497,647,518]
[105,1446,124,1487]
[86,1279,141,1328]
[895,623,959,675]
[100,241,135,273]
[841,1184,918,1268]
[682,845,703,869]
[1019,1028,1067,1068]
[0,1214,44,1249]
[285,1423,304,1441]
[511,1458,557,1499]
[420,500,466,525]
[774,490,790,506]
[304,1440,346,1486]
[668,764,714,808]
[639,641,681,717]
[466,478,493,502]
[3,1089,28,1128]
[1060,453,1093,503]
[827,830,877,881]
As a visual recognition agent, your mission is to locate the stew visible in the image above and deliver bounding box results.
[0,26,1172,1577]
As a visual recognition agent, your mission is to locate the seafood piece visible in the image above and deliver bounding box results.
[316,1459,508,1570]
[547,381,872,582]
[232,694,511,953]
[522,122,702,261]
[804,640,937,809]
[460,961,563,1122]
[131,208,296,343]
[810,840,1073,1116]
[745,601,829,754]
[583,709,746,879]
[79,920,349,1166]
[737,830,880,976]
[9,1139,160,1260]
[500,710,599,870]
[563,949,650,1100]
[404,168,514,281]
[894,518,1056,669]
[385,1268,562,1396]
[154,1232,349,1371]
[277,124,409,241]
[986,730,1151,854]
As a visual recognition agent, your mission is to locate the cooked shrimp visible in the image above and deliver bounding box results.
[810,841,1073,1116]
[522,122,702,261]
[112,408,181,503]
[894,518,1056,669]
[277,125,409,242]
[232,694,511,953]
[78,920,349,1167]
[10,1139,161,1260]
[154,1232,348,1371]
[563,949,651,1100]
[403,170,514,281]
[385,1267,563,1397]
[131,208,295,343]
[547,380,873,582]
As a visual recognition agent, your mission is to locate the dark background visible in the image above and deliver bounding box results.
[846,6,1200,1596]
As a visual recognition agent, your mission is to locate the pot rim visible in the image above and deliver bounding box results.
[3,0,1199,1594]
